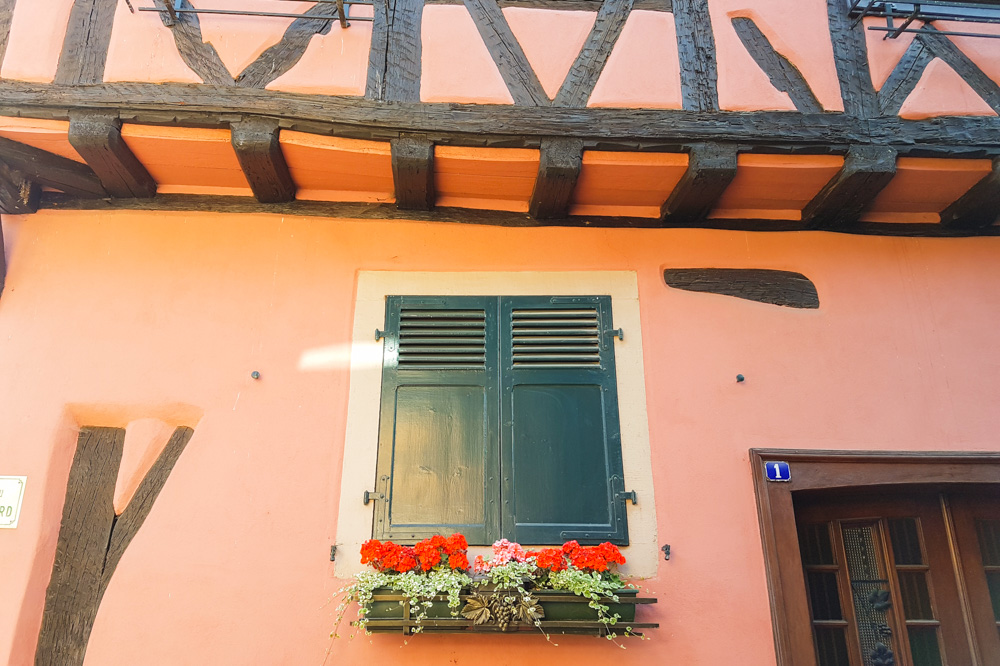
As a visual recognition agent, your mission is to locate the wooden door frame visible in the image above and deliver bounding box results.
[750,449,1000,666]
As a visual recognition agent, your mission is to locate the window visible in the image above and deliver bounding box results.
[370,295,629,546]
[752,451,1000,666]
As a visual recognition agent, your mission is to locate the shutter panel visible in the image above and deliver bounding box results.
[373,296,500,544]
[499,296,629,545]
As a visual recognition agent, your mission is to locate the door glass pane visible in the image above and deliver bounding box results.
[801,523,836,565]
[908,626,944,666]
[898,571,934,620]
[815,626,851,666]
[807,571,844,620]
[843,524,894,666]
[889,517,924,565]
[977,519,1000,566]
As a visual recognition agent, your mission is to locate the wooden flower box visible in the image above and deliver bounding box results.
[363,588,657,636]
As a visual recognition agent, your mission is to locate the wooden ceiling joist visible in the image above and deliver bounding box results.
[0,159,39,215]
[230,117,296,204]
[0,135,106,199]
[939,158,1000,230]
[529,138,583,220]
[68,112,156,199]
[390,137,435,211]
[659,143,738,225]
[801,145,897,230]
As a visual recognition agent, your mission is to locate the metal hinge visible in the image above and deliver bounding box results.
[617,490,637,505]
[363,490,385,505]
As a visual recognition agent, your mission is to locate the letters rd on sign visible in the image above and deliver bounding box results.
[0,476,27,528]
[764,462,791,483]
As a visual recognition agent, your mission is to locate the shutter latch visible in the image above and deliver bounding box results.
[616,490,637,505]
[607,328,623,341]
[363,490,385,505]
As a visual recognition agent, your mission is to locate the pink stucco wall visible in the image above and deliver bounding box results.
[1,211,999,664]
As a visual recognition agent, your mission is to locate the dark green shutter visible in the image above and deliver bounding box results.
[373,296,500,544]
[499,296,629,545]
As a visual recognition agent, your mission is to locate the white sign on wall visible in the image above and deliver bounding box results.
[0,476,26,529]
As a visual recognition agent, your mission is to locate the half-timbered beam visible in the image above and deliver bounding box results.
[367,0,424,102]
[55,0,118,85]
[553,0,634,107]
[529,138,583,219]
[230,117,296,203]
[731,17,822,113]
[939,157,1000,230]
[0,0,15,73]
[660,143,737,224]
[0,160,40,215]
[0,135,107,199]
[464,0,549,106]
[672,0,720,112]
[802,145,896,229]
[68,112,156,199]
[826,0,877,118]
[390,136,435,211]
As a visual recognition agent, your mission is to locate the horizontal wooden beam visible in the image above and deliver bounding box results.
[0,134,106,198]
[230,116,295,203]
[939,157,1000,230]
[390,136,435,211]
[0,159,40,215]
[529,138,583,219]
[68,112,156,198]
[660,143,738,224]
[2,82,1000,150]
[38,192,999,237]
[802,145,896,229]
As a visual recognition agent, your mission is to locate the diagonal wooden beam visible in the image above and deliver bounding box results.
[660,143,737,224]
[939,157,1000,230]
[155,0,234,86]
[802,145,896,229]
[0,0,15,73]
[0,135,107,198]
[672,0,719,112]
[390,136,435,210]
[878,38,934,116]
[0,159,40,215]
[529,138,583,219]
[55,0,118,85]
[237,4,336,89]
[553,0,633,108]
[463,0,549,106]
[917,26,1000,115]
[731,17,822,113]
[230,117,296,203]
[68,112,156,199]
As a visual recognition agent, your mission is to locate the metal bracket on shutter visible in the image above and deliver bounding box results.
[375,329,384,341]
[607,328,623,342]
[363,490,385,504]
[617,490,637,505]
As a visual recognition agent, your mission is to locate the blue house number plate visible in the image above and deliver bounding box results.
[764,461,791,482]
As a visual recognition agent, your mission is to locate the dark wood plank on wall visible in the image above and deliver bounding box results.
[0,160,41,215]
[230,116,296,203]
[464,0,549,106]
[367,0,424,102]
[939,157,1000,229]
[35,427,125,666]
[802,145,896,229]
[529,138,583,219]
[660,143,737,224]
[826,0,877,118]
[553,0,634,108]
[35,426,195,666]
[663,268,820,308]
[68,112,156,198]
[672,0,719,112]
[0,135,107,199]
[731,17,822,114]
[237,4,336,89]
[391,136,436,210]
[55,0,118,85]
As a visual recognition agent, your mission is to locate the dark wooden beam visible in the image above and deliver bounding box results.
[230,117,296,203]
[55,0,118,85]
[431,0,671,8]
[878,38,934,116]
[367,0,424,102]
[672,0,719,112]
[68,112,156,199]
[155,0,234,86]
[731,17,822,114]
[553,0,633,107]
[0,0,15,73]
[660,143,737,224]
[939,157,1000,230]
[0,160,41,215]
[236,5,335,89]
[529,138,583,219]
[826,0,877,117]
[917,26,1000,115]
[663,268,819,308]
[0,135,107,198]
[35,426,194,666]
[5,81,1000,148]
[802,145,896,229]
[390,136,435,210]
[464,0,549,106]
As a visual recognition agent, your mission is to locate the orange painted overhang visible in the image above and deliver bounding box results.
[570,151,689,218]
[0,117,84,164]
[710,154,845,221]
[434,146,540,213]
[862,157,993,224]
[279,131,394,203]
